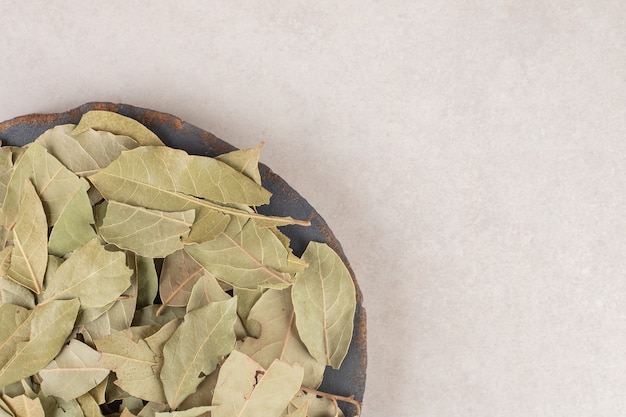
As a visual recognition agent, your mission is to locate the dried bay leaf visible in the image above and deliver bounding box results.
[42,238,132,309]
[233,287,263,338]
[48,397,84,417]
[0,112,358,415]
[72,128,139,168]
[269,227,308,274]
[291,242,356,369]
[48,180,96,257]
[35,124,138,177]
[186,275,247,340]
[102,372,130,403]
[35,125,99,176]
[184,218,292,290]
[39,340,109,401]
[239,288,325,388]
[87,378,107,405]
[211,351,304,417]
[132,305,186,327]
[89,147,306,227]
[72,111,163,147]
[0,299,80,387]
[120,397,144,415]
[0,397,12,417]
[2,395,44,417]
[287,393,345,417]
[0,379,31,399]
[158,250,204,312]
[177,366,220,412]
[80,275,137,343]
[215,142,264,186]
[144,318,181,357]
[97,202,194,258]
[160,298,238,409]
[136,402,168,417]
[7,180,47,294]
[0,275,35,310]
[283,402,308,417]
[0,143,89,230]
[0,304,30,364]
[90,146,269,207]
[7,147,25,166]
[186,273,231,313]
[183,208,229,244]
[128,253,158,310]
[154,406,215,417]
[95,328,166,404]
[75,394,104,417]
[0,148,14,209]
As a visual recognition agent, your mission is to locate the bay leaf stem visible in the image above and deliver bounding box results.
[299,386,362,417]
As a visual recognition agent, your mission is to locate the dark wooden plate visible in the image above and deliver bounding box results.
[0,102,366,416]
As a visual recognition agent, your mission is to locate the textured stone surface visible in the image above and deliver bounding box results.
[2,2,626,416]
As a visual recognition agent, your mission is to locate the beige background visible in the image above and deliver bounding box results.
[2,2,626,416]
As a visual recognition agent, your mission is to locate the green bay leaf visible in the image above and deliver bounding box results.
[0,299,80,386]
[160,298,238,409]
[291,242,356,369]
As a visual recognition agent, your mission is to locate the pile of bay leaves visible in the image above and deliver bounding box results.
[0,111,359,417]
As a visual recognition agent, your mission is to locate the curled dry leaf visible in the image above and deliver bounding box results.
[39,340,109,401]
